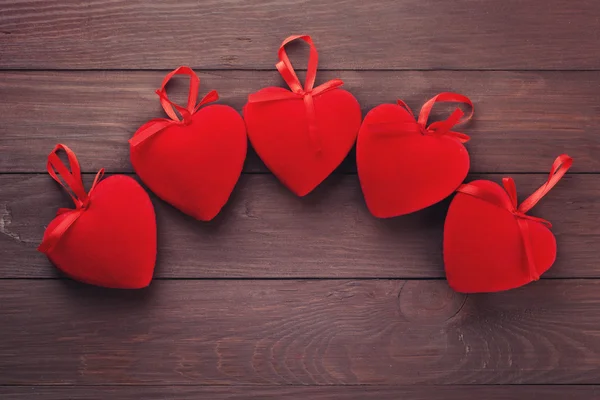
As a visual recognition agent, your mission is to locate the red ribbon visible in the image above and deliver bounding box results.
[396,92,474,143]
[457,154,573,281]
[247,35,344,152]
[38,144,105,254]
[129,66,219,148]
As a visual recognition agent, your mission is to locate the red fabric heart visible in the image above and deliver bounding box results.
[130,67,247,221]
[357,93,474,217]
[244,35,362,196]
[39,145,157,289]
[444,154,573,293]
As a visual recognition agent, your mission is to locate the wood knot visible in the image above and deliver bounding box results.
[398,280,467,323]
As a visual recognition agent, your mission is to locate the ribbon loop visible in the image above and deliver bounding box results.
[129,67,219,148]
[519,154,573,213]
[417,92,474,143]
[276,35,319,93]
[157,66,200,122]
[247,35,344,153]
[38,145,105,254]
[46,144,89,208]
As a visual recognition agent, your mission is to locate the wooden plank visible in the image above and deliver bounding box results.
[0,174,596,279]
[2,279,600,384]
[0,0,599,70]
[1,71,599,173]
[0,385,597,400]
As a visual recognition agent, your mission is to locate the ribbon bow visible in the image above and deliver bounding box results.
[129,66,219,148]
[457,154,573,281]
[396,92,474,143]
[247,35,344,152]
[38,144,105,254]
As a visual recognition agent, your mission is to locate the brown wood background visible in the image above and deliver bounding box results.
[1,1,599,399]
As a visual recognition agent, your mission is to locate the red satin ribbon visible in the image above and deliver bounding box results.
[247,35,344,152]
[396,92,474,143]
[38,144,105,254]
[129,66,219,148]
[457,154,573,281]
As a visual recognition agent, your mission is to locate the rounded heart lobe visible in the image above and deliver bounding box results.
[131,105,247,221]
[44,175,157,289]
[357,103,469,218]
[443,180,557,293]
[244,87,361,196]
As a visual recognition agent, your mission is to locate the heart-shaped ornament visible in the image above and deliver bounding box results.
[443,155,573,293]
[357,93,474,217]
[244,35,362,196]
[130,67,247,221]
[39,145,157,289]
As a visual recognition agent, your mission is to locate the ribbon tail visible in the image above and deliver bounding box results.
[303,93,321,153]
[396,100,416,119]
[515,218,540,282]
[427,126,470,143]
[447,131,470,143]
[194,90,219,111]
[523,214,552,228]
[310,79,344,96]
[38,210,83,254]
[248,90,301,104]
[129,119,175,148]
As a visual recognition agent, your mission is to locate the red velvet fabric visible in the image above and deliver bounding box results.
[443,180,556,293]
[130,67,247,221]
[244,35,361,196]
[39,145,156,289]
[357,94,473,218]
[443,155,572,293]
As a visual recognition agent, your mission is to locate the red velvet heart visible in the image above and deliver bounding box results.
[244,87,361,196]
[130,67,247,221]
[39,145,157,289]
[131,105,246,221]
[243,34,362,196]
[443,154,572,293]
[357,94,474,218]
[443,180,556,293]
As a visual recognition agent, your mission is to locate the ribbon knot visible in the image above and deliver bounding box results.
[129,66,219,148]
[396,92,474,143]
[457,154,573,282]
[247,35,344,152]
[38,144,105,254]
[76,197,91,211]
[502,176,553,228]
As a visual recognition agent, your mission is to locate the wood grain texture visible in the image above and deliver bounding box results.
[1,0,599,397]
[1,71,599,173]
[2,279,600,384]
[1,0,599,70]
[0,385,597,400]
[0,174,596,279]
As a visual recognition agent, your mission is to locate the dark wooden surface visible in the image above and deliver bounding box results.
[3,280,600,385]
[1,71,599,173]
[2,386,598,400]
[1,1,599,399]
[1,174,598,278]
[1,0,599,70]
